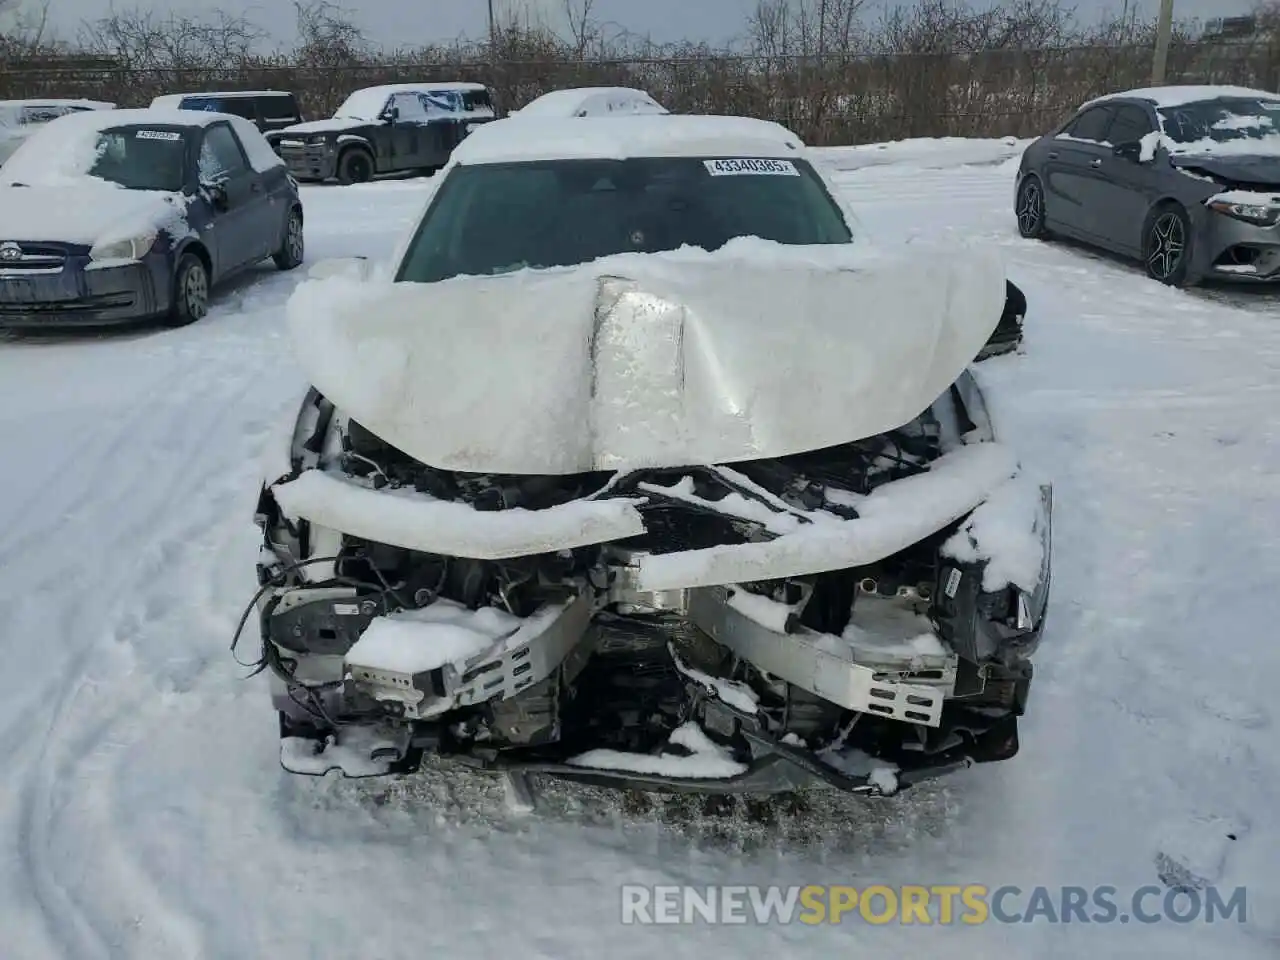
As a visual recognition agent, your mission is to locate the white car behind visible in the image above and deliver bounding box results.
[510,86,668,119]
[0,99,115,166]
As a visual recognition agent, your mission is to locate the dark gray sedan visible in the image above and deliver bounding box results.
[1015,85,1280,286]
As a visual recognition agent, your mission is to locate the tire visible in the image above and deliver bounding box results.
[1015,174,1048,239]
[166,253,210,327]
[1143,203,1194,287]
[273,207,304,270]
[337,148,374,185]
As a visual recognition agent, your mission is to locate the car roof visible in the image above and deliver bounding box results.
[352,82,488,97]
[451,114,803,165]
[1082,85,1280,110]
[514,87,667,118]
[0,98,115,109]
[151,91,295,106]
[48,107,238,132]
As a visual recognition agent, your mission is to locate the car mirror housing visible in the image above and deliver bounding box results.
[202,180,229,210]
[1113,140,1144,162]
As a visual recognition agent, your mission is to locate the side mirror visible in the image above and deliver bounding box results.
[202,181,229,210]
[1112,140,1144,162]
[307,256,371,281]
[382,104,399,124]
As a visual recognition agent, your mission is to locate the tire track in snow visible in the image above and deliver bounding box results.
[4,313,293,958]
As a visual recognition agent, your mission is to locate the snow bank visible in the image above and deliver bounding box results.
[567,722,747,778]
[637,442,1019,591]
[811,136,1030,172]
[941,474,1047,592]
[270,468,646,561]
[285,238,1007,475]
[345,598,523,675]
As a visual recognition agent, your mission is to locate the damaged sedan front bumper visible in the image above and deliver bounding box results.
[246,374,1051,798]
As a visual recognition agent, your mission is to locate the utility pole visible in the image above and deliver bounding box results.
[1152,0,1174,84]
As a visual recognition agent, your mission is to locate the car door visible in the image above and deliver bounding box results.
[386,91,432,171]
[198,121,273,273]
[1087,103,1161,256]
[1042,105,1115,238]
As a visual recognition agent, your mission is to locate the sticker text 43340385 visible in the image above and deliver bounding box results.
[703,158,799,176]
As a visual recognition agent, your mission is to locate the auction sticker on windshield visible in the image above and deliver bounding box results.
[136,130,182,140]
[703,158,799,176]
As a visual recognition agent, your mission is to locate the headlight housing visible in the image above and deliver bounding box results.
[89,231,158,261]
[1206,199,1280,227]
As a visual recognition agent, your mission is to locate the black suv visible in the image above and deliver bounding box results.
[265,82,496,184]
[150,91,304,134]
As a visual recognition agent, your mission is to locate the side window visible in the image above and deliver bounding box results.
[199,123,250,181]
[260,95,300,122]
[1063,106,1113,143]
[390,92,428,121]
[462,90,493,112]
[180,97,221,113]
[219,98,259,122]
[1107,105,1154,144]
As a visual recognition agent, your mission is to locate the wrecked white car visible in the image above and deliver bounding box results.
[244,115,1050,798]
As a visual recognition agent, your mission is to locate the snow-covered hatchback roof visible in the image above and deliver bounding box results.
[513,87,668,119]
[1083,85,1280,110]
[0,107,282,184]
[451,114,803,165]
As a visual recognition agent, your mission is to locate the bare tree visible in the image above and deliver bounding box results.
[563,0,598,58]
[78,6,263,71]
[0,0,52,55]
[292,0,368,67]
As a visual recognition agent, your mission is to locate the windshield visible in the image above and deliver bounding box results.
[86,127,188,191]
[397,156,852,283]
[1158,97,1280,148]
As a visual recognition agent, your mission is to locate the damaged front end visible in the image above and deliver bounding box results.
[246,371,1051,798]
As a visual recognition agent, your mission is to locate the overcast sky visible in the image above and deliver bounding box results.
[13,0,1259,49]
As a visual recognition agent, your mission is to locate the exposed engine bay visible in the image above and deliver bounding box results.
[244,366,1051,798]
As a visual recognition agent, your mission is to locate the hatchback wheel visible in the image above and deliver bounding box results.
[1144,205,1192,286]
[273,208,304,270]
[166,253,210,327]
[1016,175,1048,239]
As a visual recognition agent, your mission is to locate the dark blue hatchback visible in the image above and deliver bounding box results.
[0,107,303,330]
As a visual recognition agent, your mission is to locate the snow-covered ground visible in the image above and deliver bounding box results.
[1,142,1277,958]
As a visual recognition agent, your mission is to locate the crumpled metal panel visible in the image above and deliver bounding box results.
[288,243,1007,475]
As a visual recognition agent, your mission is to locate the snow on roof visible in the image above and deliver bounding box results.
[334,82,488,120]
[1085,85,1280,110]
[0,107,280,183]
[151,91,295,107]
[513,87,668,119]
[451,114,804,165]
[0,98,115,109]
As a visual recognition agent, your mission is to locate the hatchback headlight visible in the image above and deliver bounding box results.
[1207,199,1280,226]
[89,232,158,261]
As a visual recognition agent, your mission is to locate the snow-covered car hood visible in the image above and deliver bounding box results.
[0,184,186,244]
[286,240,1007,475]
[1171,153,1280,187]
[275,118,370,137]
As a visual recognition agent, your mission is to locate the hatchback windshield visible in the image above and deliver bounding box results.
[1158,97,1280,146]
[89,126,188,191]
[397,156,852,283]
